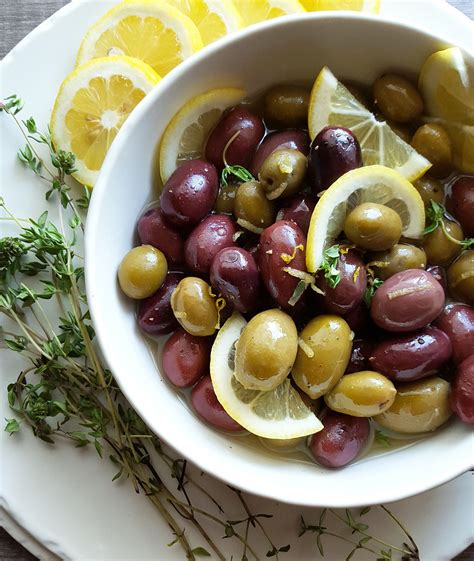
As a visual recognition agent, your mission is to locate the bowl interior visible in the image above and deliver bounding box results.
[86,13,473,507]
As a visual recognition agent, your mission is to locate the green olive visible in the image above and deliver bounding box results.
[448,250,474,305]
[259,149,307,200]
[118,245,167,299]
[292,315,352,399]
[234,180,276,232]
[373,74,423,123]
[214,182,238,214]
[374,377,452,433]
[414,176,445,207]
[411,124,452,178]
[344,203,403,251]
[263,85,309,128]
[370,244,427,280]
[423,218,463,266]
[234,309,297,391]
[170,277,217,337]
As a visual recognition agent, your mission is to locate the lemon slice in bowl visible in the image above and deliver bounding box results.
[301,0,379,11]
[50,56,160,187]
[232,0,305,26]
[306,165,425,272]
[159,87,246,182]
[76,0,203,77]
[210,312,323,439]
[308,67,431,181]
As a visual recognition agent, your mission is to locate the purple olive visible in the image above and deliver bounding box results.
[451,355,474,424]
[184,214,238,275]
[369,327,452,382]
[210,247,260,313]
[250,129,310,176]
[137,272,184,336]
[345,339,373,374]
[344,302,372,333]
[160,160,218,227]
[426,265,447,292]
[370,269,445,332]
[437,303,474,364]
[447,176,474,237]
[308,126,362,194]
[205,107,264,171]
[276,194,316,235]
[137,207,185,266]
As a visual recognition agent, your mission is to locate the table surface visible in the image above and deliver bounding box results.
[1,1,473,560]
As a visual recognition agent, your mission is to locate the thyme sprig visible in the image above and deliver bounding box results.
[424,200,474,249]
[319,244,342,288]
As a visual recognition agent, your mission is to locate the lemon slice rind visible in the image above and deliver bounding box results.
[233,0,305,26]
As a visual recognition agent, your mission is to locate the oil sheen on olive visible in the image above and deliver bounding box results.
[234,180,276,230]
[374,377,452,433]
[234,309,298,391]
[447,175,474,236]
[451,355,474,425]
[263,84,309,128]
[344,203,402,251]
[276,194,317,235]
[259,149,307,200]
[250,130,310,177]
[324,371,396,417]
[414,176,445,208]
[437,303,474,365]
[411,123,452,178]
[373,74,423,123]
[447,250,474,306]
[214,183,239,214]
[370,244,427,280]
[423,218,463,266]
[171,277,217,337]
[292,315,352,399]
[118,245,168,299]
[191,376,242,432]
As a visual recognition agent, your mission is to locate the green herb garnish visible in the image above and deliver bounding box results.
[364,277,384,306]
[423,200,474,249]
[375,430,391,448]
[221,164,254,186]
[319,244,341,288]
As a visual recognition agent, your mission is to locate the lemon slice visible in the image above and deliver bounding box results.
[306,165,425,272]
[51,56,160,187]
[167,0,242,45]
[210,313,323,439]
[76,0,203,77]
[159,87,246,182]
[301,0,379,11]
[308,67,431,181]
[232,0,305,26]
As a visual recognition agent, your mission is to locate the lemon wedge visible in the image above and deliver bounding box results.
[306,165,425,272]
[210,313,323,439]
[76,0,203,77]
[159,87,246,182]
[308,67,431,181]
[50,56,160,187]
[301,0,379,11]
[232,0,305,26]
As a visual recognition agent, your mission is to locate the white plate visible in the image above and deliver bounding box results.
[0,1,473,559]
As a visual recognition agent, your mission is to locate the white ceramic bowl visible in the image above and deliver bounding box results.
[86,12,474,507]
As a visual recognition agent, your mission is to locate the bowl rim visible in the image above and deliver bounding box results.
[86,11,474,507]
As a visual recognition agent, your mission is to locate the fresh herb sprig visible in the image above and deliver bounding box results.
[221,164,254,186]
[424,200,473,249]
[319,244,342,288]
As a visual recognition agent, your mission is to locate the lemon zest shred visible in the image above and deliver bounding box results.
[280,244,304,264]
[298,338,314,359]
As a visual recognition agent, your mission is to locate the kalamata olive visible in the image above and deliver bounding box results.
[369,327,452,382]
[426,265,447,292]
[276,194,316,235]
[374,377,452,433]
[292,315,352,399]
[447,176,474,236]
[137,272,184,335]
[344,302,372,333]
[370,244,427,280]
[318,250,367,315]
[451,355,474,424]
[436,303,474,364]
[345,339,373,374]
[263,85,309,128]
[308,126,362,194]
[184,214,238,275]
[423,218,463,266]
[411,123,452,178]
[118,245,168,299]
[205,107,264,171]
[160,160,218,227]
[448,250,474,305]
[259,220,307,309]
[370,269,445,332]
[162,328,211,388]
[259,149,307,200]
[214,182,239,214]
[234,180,276,231]
[325,371,396,417]
[250,130,310,177]
[191,376,242,432]
[344,203,402,251]
[234,309,298,391]
[210,247,259,313]
[137,207,185,266]
[373,74,423,123]
[414,177,445,208]
[171,277,218,336]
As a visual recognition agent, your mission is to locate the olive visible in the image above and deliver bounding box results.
[250,130,310,177]
[162,328,211,388]
[210,247,260,313]
[345,339,373,374]
[369,327,452,382]
[411,123,452,178]
[259,149,307,200]
[184,214,237,275]
[160,160,219,227]
[374,377,452,433]
[344,302,372,334]
[309,410,370,468]
[426,265,447,292]
[234,309,298,391]
[170,277,218,336]
[292,315,352,399]
[118,245,168,299]
[308,126,362,194]
[137,207,185,266]
[276,194,317,235]
[370,269,445,332]
[214,182,239,214]
[205,107,265,171]
[234,180,276,231]
[447,250,474,305]
[414,176,445,208]
[451,355,474,424]
[437,303,474,364]
[447,176,474,236]
[370,244,427,280]
[422,218,463,266]
[137,272,183,336]
[191,376,242,432]
[263,84,309,128]
[373,74,423,123]
[344,203,402,251]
